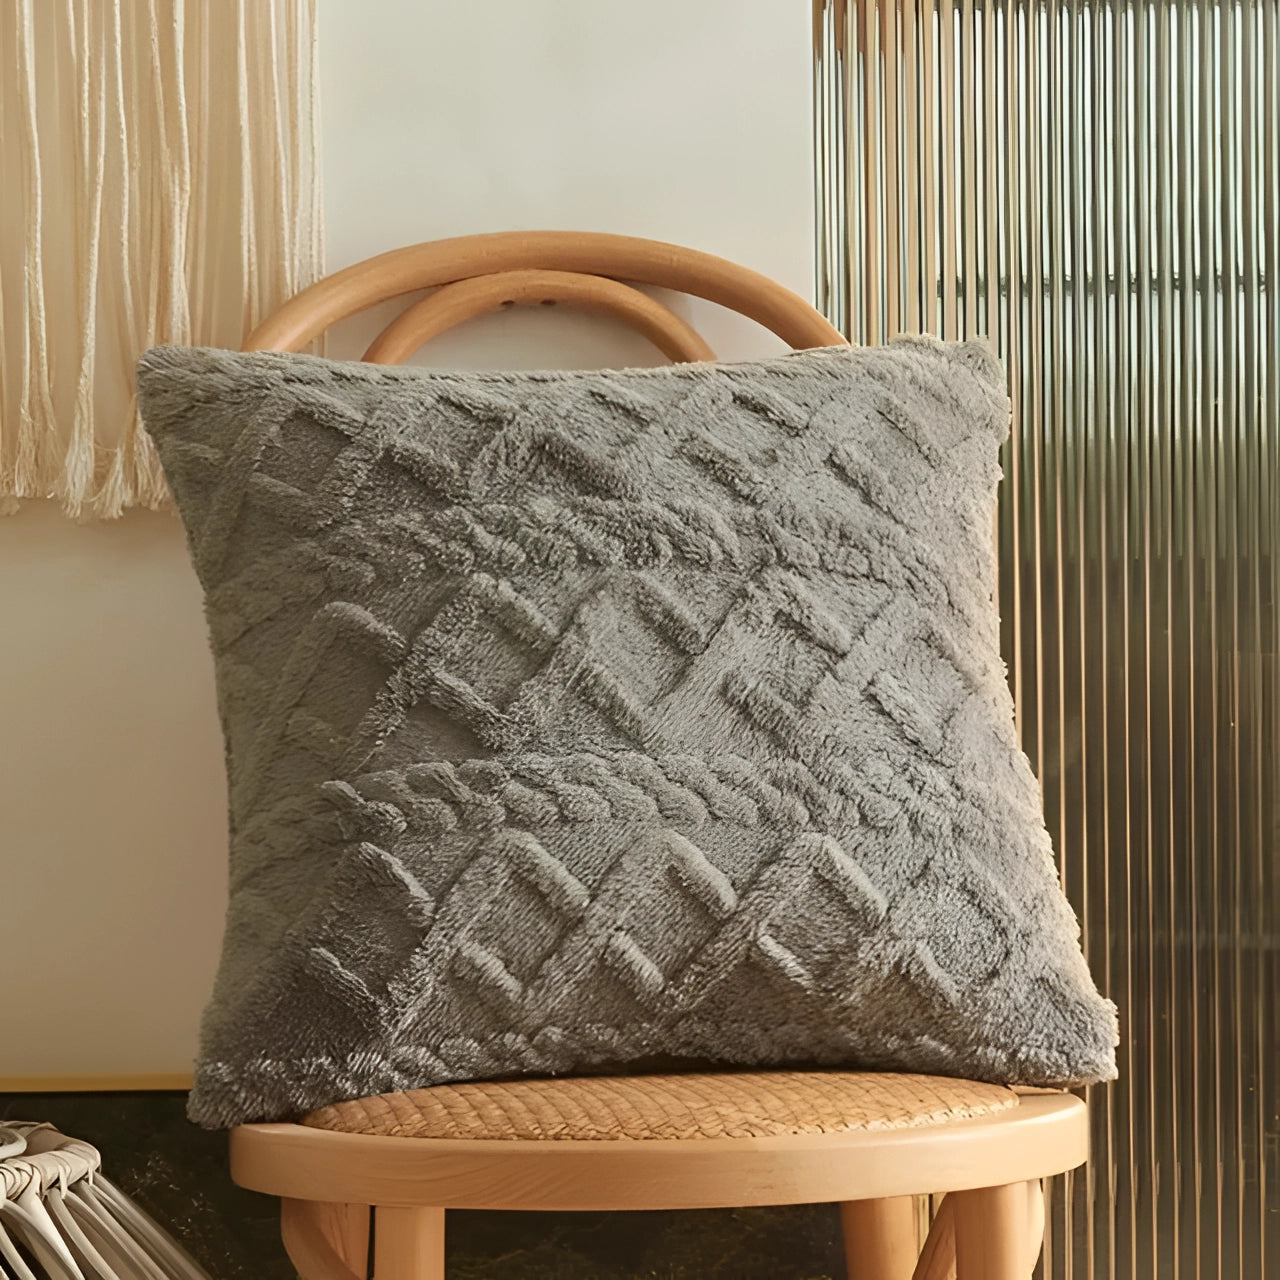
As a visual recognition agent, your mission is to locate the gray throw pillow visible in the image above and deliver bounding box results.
[138,340,1117,1129]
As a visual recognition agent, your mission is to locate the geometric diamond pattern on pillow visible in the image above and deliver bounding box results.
[137,339,1117,1128]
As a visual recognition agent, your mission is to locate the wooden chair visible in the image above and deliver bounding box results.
[230,231,1090,1280]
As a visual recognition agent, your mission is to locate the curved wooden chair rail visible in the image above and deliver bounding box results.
[244,229,847,356]
[234,231,1085,1280]
[362,268,716,366]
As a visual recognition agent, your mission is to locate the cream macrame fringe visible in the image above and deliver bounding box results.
[0,0,322,520]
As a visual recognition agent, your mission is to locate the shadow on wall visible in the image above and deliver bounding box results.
[0,1093,847,1280]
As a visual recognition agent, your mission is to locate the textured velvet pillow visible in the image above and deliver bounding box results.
[138,340,1117,1128]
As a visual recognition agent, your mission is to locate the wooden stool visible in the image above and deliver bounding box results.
[230,1069,1084,1280]
[231,231,1090,1280]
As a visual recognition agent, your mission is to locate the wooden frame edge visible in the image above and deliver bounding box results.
[0,1073,193,1093]
[230,1094,1088,1212]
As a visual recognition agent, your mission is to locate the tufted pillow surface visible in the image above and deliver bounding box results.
[137,340,1117,1128]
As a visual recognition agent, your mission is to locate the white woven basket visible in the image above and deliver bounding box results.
[0,1124,211,1280]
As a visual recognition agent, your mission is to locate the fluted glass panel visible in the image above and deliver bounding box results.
[814,1,1280,1274]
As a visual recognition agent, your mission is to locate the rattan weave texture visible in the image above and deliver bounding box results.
[301,1071,1019,1142]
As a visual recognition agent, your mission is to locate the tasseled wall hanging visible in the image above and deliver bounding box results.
[0,0,322,519]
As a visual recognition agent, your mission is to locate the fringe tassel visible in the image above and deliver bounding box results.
[60,0,107,512]
[0,0,322,520]
[14,0,56,499]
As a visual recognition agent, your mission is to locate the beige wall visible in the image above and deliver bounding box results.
[0,0,812,1079]
[0,503,225,1077]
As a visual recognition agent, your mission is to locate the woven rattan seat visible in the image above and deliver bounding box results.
[300,1071,1018,1143]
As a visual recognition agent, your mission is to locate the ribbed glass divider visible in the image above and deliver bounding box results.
[814,2,1279,1274]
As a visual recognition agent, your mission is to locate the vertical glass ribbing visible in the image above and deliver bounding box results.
[814,2,1280,1275]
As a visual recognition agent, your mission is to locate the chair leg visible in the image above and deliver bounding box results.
[911,1195,955,1280]
[1023,1180,1045,1272]
[372,1206,444,1280]
[282,1200,370,1280]
[951,1183,1030,1280]
[840,1195,920,1280]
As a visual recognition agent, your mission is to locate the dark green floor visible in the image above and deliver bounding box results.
[1,1093,844,1279]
